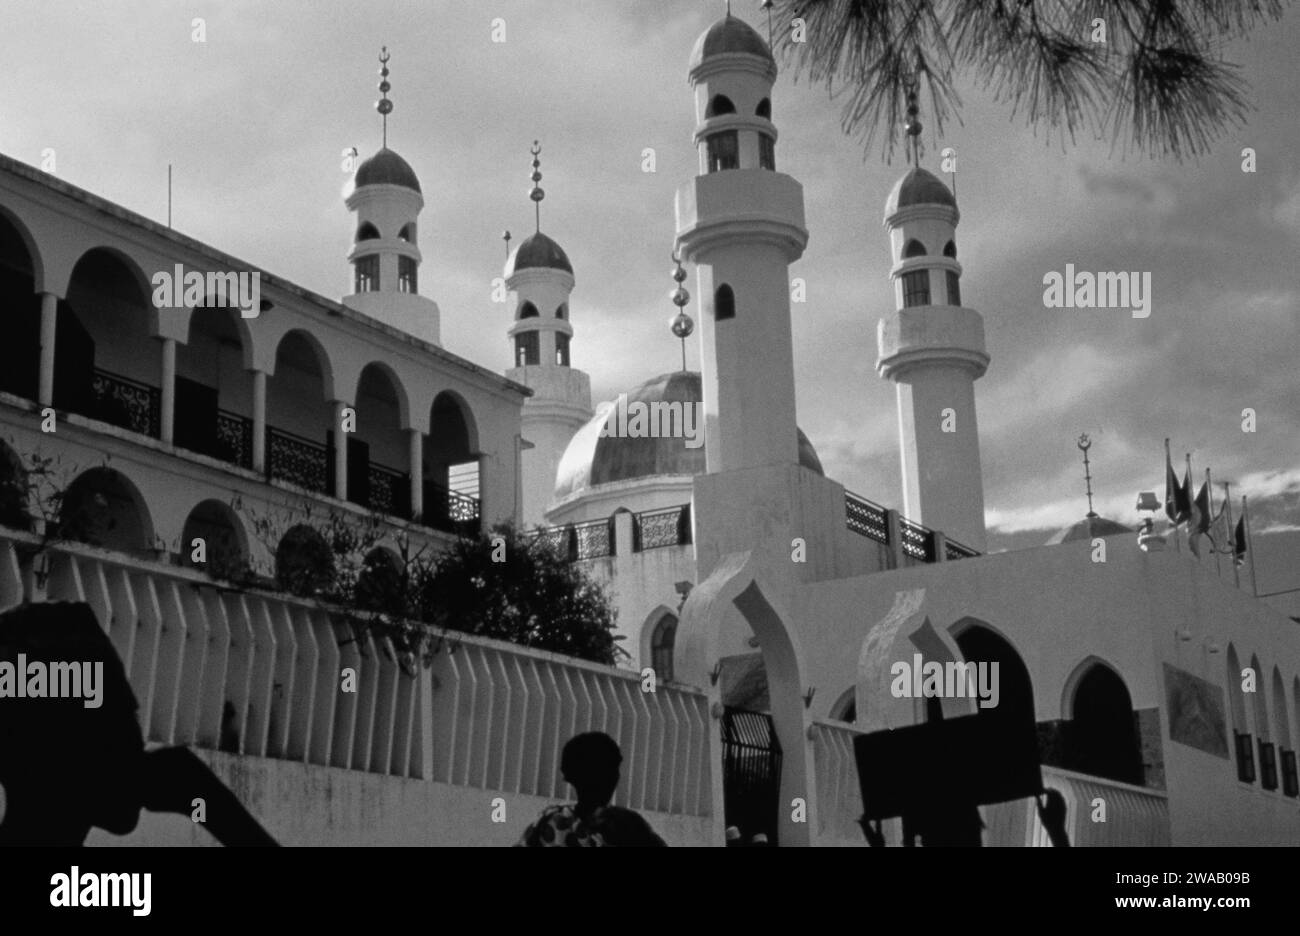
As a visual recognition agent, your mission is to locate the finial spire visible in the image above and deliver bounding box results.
[669,252,694,373]
[376,46,393,149]
[904,80,923,167]
[502,230,512,259]
[761,0,774,45]
[528,141,545,234]
[1077,433,1097,517]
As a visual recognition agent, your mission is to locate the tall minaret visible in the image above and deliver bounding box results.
[876,94,989,551]
[342,47,442,345]
[504,142,592,527]
[673,13,808,474]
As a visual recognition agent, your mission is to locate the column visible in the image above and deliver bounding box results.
[408,428,423,521]
[251,370,267,473]
[333,400,349,500]
[159,337,176,444]
[38,292,57,406]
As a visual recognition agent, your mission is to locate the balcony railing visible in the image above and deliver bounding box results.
[367,462,409,520]
[422,482,480,535]
[634,504,692,552]
[1235,730,1256,784]
[844,490,979,566]
[214,409,254,470]
[1259,739,1278,791]
[267,426,330,494]
[90,368,160,438]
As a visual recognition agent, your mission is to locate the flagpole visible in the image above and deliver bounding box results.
[1244,495,1258,598]
[1185,453,1196,561]
[1224,482,1240,589]
[1207,467,1220,578]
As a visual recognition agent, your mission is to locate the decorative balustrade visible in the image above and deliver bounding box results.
[0,533,713,818]
[90,368,160,438]
[844,490,979,565]
[422,482,480,535]
[267,426,330,494]
[635,504,691,552]
[573,517,614,560]
[215,409,254,470]
[367,462,409,519]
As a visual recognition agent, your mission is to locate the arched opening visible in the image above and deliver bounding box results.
[714,284,735,321]
[756,97,771,119]
[1251,654,1276,789]
[555,303,567,320]
[181,499,249,581]
[275,524,333,597]
[355,222,380,242]
[0,209,40,401]
[424,392,480,533]
[352,363,410,517]
[943,240,957,258]
[829,687,856,724]
[649,612,677,683]
[353,254,379,292]
[356,546,405,615]
[903,238,927,258]
[1226,644,1254,783]
[266,331,333,494]
[1063,662,1143,785]
[176,306,253,467]
[398,256,417,294]
[59,467,154,555]
[952,621,1035,728]
[705,94,736,117]
[1273,668,1297,797]
[518,302,539,319]
[397,223,415,243]
[64,248,157,436]
[0,440,30,531]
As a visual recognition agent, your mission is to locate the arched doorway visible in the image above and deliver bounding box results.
[181,499,249,581]
[59,467,154,554]
[353,363,410,517]
[266,331,334,494]
[0,209,40,401]
[648,611,677,683]
[1064,661,1143,785]
[176,307,254,467]
[424,391,480,533]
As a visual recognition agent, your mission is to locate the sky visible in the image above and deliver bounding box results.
[2,0,1297,610]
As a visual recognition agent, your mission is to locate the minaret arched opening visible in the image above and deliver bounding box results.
[356,222,380,241]
[519,302,539,319]
[705,94,736,117]
[903,238,927,258]
[756,97,771,119]
[943,240,957,257]
[713,284,736,321]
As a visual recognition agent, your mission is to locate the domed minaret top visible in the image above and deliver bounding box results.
[349,47,422,195]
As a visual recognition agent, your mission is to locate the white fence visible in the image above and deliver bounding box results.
[0,532,714,818]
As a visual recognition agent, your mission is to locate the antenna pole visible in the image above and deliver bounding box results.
[167,164,172,228]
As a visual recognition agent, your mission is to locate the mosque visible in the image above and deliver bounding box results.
[0,11,1297,846]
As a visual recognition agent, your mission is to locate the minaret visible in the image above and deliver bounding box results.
[342,47,442,345]
[876,91,989,551]
[504,142,592,527]
[673,13,808,474]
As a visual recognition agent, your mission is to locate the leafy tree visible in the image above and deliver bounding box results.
[771,0,1286,159]
[415,523,624,666]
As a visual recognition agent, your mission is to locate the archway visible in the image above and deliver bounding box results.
[0,208,41,401]
[266,331,334,494]
[647,610,677,684]
[353,363,410,517]
[1062,660,1143,785]
[424,391,480,533]
[181,499,249,581]
[59,467,154,554]
[177,306,254,466]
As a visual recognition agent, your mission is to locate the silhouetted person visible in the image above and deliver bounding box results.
[1037,788,1070,847]
[517,731,666,846]
[0,601,276,846]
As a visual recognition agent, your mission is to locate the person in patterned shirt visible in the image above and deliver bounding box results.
[517,732,667,847]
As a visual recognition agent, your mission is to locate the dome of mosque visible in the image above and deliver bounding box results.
[505,232,573,277]
[689,15,775,71]
[352,147,421,193]
[884,167,956,214]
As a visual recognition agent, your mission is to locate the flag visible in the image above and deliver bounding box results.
[1207,502,1230,552]
[1188,482,1210,557]
[1164,441,1183,524]
[1179,465,1194,524]
[1234,514,1248,566]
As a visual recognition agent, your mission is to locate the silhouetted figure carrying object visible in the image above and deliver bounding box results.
[0,601,277,846]
[517,731,666,846]
[1037,788,1070,847]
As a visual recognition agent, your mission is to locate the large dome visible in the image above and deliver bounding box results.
[885,167,956,214]
[689,15,774,71]
[1045,514,1133,546]
[554,371,824,501]
[353,147,421,193]
[505,232,573,277]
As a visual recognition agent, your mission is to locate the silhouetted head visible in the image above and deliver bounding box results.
[0,601,144,845]
[560,731,622,809]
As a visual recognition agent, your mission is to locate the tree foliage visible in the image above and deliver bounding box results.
[772,0,1286,160]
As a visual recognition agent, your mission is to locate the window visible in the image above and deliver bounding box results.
[756,98,771,119]
[398,223,415,242]
[1282,749,1299,797]
[943,240,957,258]
[519,302,539,319]
[705,94,735,117]
[651,614,677,683]
[1260,740,1278,790]
[1235,730,1256,784]
[399,256,417,294]
[706,131,739,172]
[514,332,539,367]
[903,239,926,258]
[356,222,379,241]
[901,270,929,307]
[555,303,567,319]
[354,254,379,293]
[556,333,570,366]
[759,134,775,170]
[714,284,735,321]
[946,270,961,306]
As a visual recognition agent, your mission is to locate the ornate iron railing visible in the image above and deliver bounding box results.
[422,482,480,534]
[215,409,254,469]
[530,526,570,556]
[898,517,935,562]
[635,504,691,551]
[573,517,614,560]
[944,537,980,560]
[845,492,888,543]
[367,462,408,519]
[267,426,329,494]
[90,368,160,438]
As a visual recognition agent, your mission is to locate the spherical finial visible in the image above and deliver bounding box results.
[670,310,695,339]
[376,99,393,115]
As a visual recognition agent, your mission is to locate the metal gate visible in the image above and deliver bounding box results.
[721,707,783,845]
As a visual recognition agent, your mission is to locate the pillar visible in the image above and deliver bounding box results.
[38,292,57,407]
[251,369,267,473]
[333,400,349,500]
[408,428,423,520]
[159,337,176,444]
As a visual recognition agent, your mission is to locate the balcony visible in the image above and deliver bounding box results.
[845,490,979,567]
[527,504,692,563]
